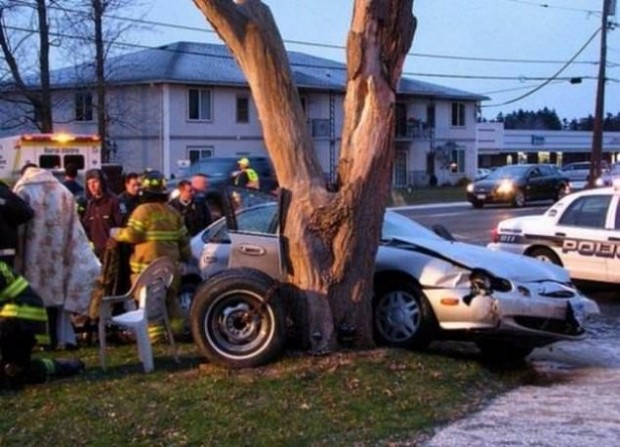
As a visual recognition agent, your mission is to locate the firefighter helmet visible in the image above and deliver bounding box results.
[140,170,167,193]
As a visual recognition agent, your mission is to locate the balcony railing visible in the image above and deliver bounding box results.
[395,121,432,140]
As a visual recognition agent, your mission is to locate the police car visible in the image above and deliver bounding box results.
[487,180,620,283]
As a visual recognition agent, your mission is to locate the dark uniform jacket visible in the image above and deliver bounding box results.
[168,197,212,237]
[0,181,34,266]
[82,194,123,259]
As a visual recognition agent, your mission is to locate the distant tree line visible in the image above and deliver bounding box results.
[487,108,620,131]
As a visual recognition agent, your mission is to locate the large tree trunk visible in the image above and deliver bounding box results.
[193,0,415,352]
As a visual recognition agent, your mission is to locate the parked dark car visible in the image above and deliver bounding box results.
[172,156,277,193]
[466,164,570,208]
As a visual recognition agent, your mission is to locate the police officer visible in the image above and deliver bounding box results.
[233,157,260,190]
[111,170,191,341]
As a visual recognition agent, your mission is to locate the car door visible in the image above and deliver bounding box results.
[554,194,612,282]
[225,192,284,281]
[606,195,620,283]
[525,167,545,200]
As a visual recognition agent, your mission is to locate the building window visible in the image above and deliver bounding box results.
[188,88,212,121]
[451,146,465,174]
[75,91,94,122]
[236,96,249,123]
[451,102,466,127]
[188,146,214,164]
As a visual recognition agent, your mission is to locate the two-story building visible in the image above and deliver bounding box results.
[0,41,487,186]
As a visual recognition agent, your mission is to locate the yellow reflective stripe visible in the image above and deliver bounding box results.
[247,169,258,182]
[40,358,55,374]
[0,303,48,321]
[0,275,28,301]
[127,219,146,233]
[130,261,150,274]
[36,334,51,345]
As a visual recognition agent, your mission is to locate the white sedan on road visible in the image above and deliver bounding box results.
[487,184,620,283]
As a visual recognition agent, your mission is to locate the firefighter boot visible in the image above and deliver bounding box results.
[52,358,85,378]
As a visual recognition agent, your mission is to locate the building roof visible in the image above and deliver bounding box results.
[42,41,488,101]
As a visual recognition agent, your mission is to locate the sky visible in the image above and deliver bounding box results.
[126,0,619,122]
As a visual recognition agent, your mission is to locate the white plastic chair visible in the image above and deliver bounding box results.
[98,256,179,373]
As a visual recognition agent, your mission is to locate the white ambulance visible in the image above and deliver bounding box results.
[0,133,101,182]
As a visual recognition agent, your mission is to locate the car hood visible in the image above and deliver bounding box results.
[393,235,570,283]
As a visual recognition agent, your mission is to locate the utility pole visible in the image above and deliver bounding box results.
[589,0,612,188]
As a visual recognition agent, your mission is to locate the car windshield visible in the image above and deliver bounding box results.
[485,165,529,180]
[203,201,441,244]
[382,211,442,241]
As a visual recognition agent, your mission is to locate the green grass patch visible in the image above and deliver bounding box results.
[1,343,532,446]
[388,186,467,207]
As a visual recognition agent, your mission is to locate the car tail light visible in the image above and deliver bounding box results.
[491,228,498,243]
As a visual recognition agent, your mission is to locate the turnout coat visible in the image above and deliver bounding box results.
[12,168,100,314]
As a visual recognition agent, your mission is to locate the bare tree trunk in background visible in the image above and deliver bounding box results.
[92,0,108,160]
[36,0,53,132]
[0,0,54,132]
[193,0,415,352]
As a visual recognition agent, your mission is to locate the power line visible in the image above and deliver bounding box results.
[500,0,601,15]
[1,23,599,84]
[8,0,604,66]
[482,26,601,107]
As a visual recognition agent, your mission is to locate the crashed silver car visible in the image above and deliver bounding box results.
[186,190,599,368]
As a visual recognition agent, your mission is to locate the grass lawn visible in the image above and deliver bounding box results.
[1,342,533,446]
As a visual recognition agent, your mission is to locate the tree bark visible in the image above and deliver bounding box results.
[193,0,415,352]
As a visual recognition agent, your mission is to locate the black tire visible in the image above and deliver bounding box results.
[179,282,198,320]
[471,200,483,209]
[527,247,562,266]
[476,340,534,362]
[555,183,569,202]
[511,190,526,208]
[190,268,286,368]
[373,280,436,350]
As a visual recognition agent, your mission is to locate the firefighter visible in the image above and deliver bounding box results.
[0,179,34,266]
[110,170,191,341]
[233,157,260,190]
[0,261,84,391]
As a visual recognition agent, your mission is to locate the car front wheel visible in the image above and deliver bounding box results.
[555,183,569,201]
[190,268,286,368]
[512,190,526,208]
[373,280,436,349]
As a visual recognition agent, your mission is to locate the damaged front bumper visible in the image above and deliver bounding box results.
[425,281,600,345]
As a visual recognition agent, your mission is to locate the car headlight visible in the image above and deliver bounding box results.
[595,177,604,187]
[496,180,514,194]
[463,268,512,305]
[466,183,474,193]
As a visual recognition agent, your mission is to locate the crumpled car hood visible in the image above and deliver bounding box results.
[392,235,570,283]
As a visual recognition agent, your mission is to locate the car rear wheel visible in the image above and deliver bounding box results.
[511,190,526,208]
[190,268,286,368]
[476,340,534,362]
[373,280,436,349]
[528,247,562,266]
